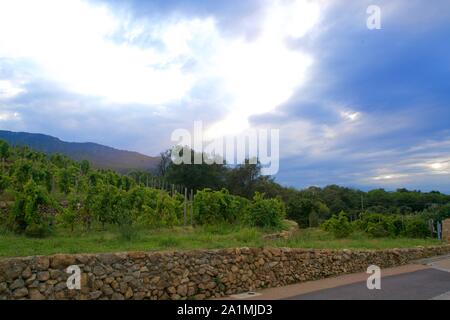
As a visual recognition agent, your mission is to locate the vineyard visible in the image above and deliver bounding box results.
[0,141,286,239]
[0,139,447,258]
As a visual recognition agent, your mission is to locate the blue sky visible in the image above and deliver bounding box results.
[0,0,449,192]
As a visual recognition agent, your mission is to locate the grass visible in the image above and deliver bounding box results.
[0,224,265,258]
[0,225,443,258]
[275,229,442,250]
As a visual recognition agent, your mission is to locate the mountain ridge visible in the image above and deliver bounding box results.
[0,130,159,173]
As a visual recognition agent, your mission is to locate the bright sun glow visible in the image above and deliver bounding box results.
[431,163,444,170]
[206,0,320,138]
[429,161,449,172]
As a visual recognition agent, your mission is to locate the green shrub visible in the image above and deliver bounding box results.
[352,213,432,239]
[133,187,182,227]
[246,192,285,229]
[57,193,83,231]
[356,213,403,238]
[322,211,352,238]
[58,209,78,232]
[8,180,57,236]
[194,188,248,225]
[367,222,391,238]
[9,195,27,233]
[403,217,431,238]
[351,219,364,231]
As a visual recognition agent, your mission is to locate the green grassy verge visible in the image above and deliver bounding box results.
[0,226,442,258]
[275,229,442,250]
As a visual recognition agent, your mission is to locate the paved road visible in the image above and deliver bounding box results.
[289,268,450,300]
[227,255,450,300]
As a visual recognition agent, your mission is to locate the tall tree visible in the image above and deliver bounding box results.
[157,149,172,177]
[165,149,227,191]
[226,161,263,198]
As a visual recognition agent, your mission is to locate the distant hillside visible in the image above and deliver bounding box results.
[0,130,159,173]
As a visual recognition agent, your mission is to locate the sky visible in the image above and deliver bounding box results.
[0,0,449,192]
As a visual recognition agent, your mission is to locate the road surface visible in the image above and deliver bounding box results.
[289,268,450,300]
[228,255,450,300]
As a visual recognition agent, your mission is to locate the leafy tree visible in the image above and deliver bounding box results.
[226,161,262,198]
[157,149,172,177]
[437,204,450,221]
[286,196,330,228]
[286,197,315,228]
[165,149,227,191]
[253,177,288,200]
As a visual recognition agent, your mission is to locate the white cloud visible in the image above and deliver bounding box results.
[354,137,450,187]
[340,111,361,122]
[0,80,25,99]
[0,0,197,105]
[372,173,409,181]
[0,110,20,121]
[424,159,450,174]
[0,0,323,138]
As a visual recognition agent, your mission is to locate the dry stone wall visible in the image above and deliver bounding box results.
[1,245,450,300]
